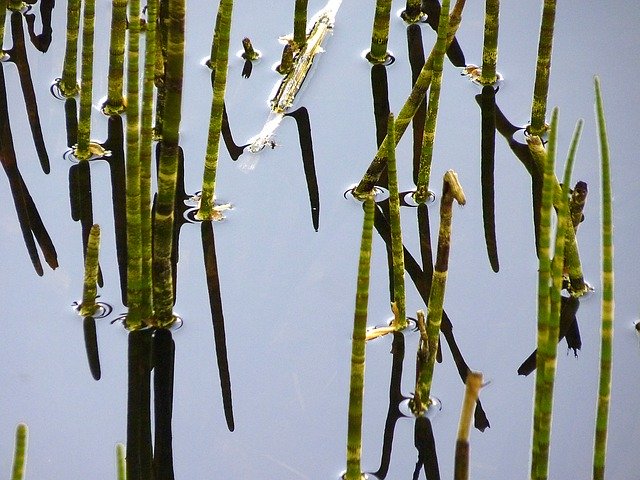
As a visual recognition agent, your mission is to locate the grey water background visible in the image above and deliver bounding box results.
[1,0,639,478]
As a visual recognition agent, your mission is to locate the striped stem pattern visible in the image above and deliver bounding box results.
[293,0,309,47]
[367,0,392,64]
[60,0,81,96]
[75,0,97,160]
[479,0,499,85]
[402,0,423,24]
[454,372,483,480]
[103,0,127,115]
[11,423,28,480]
[79,224,101,317]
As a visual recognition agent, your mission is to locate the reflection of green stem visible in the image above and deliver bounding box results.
[479,0,499,85]
[75,0,96,160]
[412,171,466,416]
[354,0,467,197]
[454,372,483,480]
[125,0,143,329]
[529,0,556,135]
[345,196,375,480]
[415,0,449,203]
[197,0,233,220]
[116,443,126,480]
[60,0,80,96]
[79,224,101,317]
[139,0,158,318]
[104,0,127,115]
[293,0,309,47]
[367,0,392,64]
[153,0,186,326]
[593,76,613,480]
[386,114,406,330]
[11,423,28,480]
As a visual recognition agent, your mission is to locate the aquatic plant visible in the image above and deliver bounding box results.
[59,0,80,96]
[293,0,309,47]
[479,0,499,85]
[10,423,28,480]
[529,0,556,135]
[103,0,127,115]
[367,0,392,64]
[78,224,101,317]
[454,372,483,480]
[74,0,96,160]
[592,76,613,480]
[116,443,126,480]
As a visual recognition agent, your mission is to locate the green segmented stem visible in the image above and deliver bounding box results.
[345,196,375,480]
[354,0,467,197]
[139,0,158,318]
[592,76,614,480]
[154,0,170,137]
[454,372,483,480]
[60,0,80,96]
[402,0,423,24]
[415,0,449,203]
[241,37,259,60]
[0,0,7,56]
[479,0,499,85]
[116,443,126,480]
[79,224,101,317]
[529,0,557,135]
[293,0,309,47]
[153,0,185,326]
[125,0,143,329]
[411,309,434,415]
[75,0,96,160]
[11,423,28,480]
[104,0,127,115]
[386,113,406,330]
[197,0,233,220]
[367,0,392,64]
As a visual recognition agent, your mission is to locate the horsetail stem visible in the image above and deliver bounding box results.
[197,0,233,220]
[415,0,450,203]
[354,0,467,197]
[153,0,186,326]
[277,43,294,75]
[345,195,375,480]
[79,224,101,317]
[529,0,557,135]
[11,423,28,480]
[454,372,483,480]
[241,37,259,61]
[479,0,499,85]
[402,0,423,24]
[75,0,97,160]
[367,0,392,64]
[293,0,309,48]
[103,0,127,115]
[60,0,80,96]
[116,443,126,480]
[592,76,614,480]
[0,0,7,57]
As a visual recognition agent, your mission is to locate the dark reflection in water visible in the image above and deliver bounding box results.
[413,415,440,480]
[25,0,54,53]
[406,24,426,185]
[419,0,466,67]
[64,97,78,147]
[371,64,390,152]
[479,85,499,273]
[0,62,57,275]
[221,101,248,160]
[153,328,176,480]
[83,316,101,380]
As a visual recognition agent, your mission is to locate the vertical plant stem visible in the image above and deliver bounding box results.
[529,108,558,480]
[0,0,8,56]
[116,443,126,480]
[454,372,483,480]
[411,309,433,415]
[415,0,449,203]
[139,0,158,319]
[60,0,81,96]
[125,0,143,329]
[386,113,406,330]
[345,196,375,480]
[197,0,233,220]
[154,0,169,137]
[153,0,185,325]
[11,423,28,480]
[76,0,96,160]
[293,0,308,47]
[592,76,614,480]
[402,0,423,24]
[355,0,467,197]
[104,0,127,114]
[479,0,499,85]
[79,224,101,316]
[367,0,392,64]
[529,0,557,135]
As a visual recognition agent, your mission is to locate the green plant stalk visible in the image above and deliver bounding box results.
[197,0,233,220]
[75,0,97,160]
[125,0,143,329]
[527,134,586,295]
[11,423,28,480]
[415,0,450,203]
[0,0,8,56]
[207,8,222,68]
[116,443,126,480]
[592,76,614,480]
[7,0,22,11]
[345,196,375,480]
[60,0,81,96]
[454,372,483,480]
[354,0,467,197]
[410,309,433,415]
[413,171,466,414]
[385,113,407,330]
[367,0,392,64]
[529,0,557,135]
[104,0,127,115]
[402,0,423,24]
[479,0,499,85]
[154,0,170,137]
[139,0,158,319]
[529,108,558,480]
[293,0,309,47]
[79,224,101,316]
[153,0,186,326]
